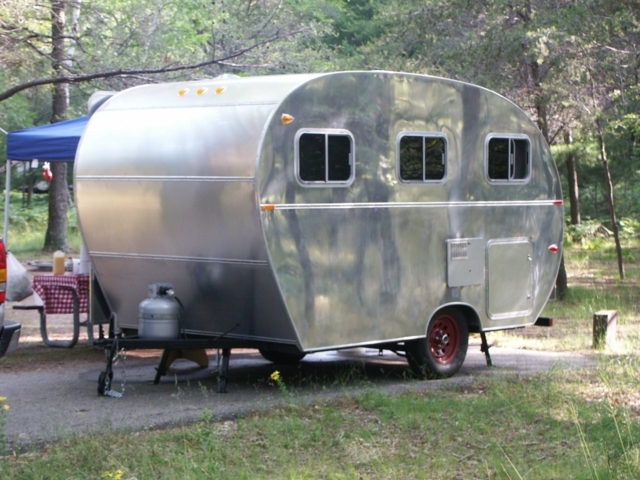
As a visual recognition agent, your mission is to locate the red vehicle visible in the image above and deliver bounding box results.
[0,238,21,357]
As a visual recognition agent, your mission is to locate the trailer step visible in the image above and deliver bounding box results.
[534,317,554,327]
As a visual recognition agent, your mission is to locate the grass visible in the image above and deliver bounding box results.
[490,239,640,354]
[1,224,639,477]
[0,191,83,258]
[1,360,639,479]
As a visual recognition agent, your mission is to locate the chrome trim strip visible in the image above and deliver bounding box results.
[481,322,533,332]
[263,200,561,210]
[303,335,425,353]
[77,176,255,182]
[183,330,300,345]
[90,251,267,266]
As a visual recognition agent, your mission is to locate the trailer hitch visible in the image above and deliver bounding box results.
[96,323,242,397]
[98,332,125,398]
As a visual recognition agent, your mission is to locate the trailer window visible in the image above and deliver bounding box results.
[296,130,354,186]
[486,136,530,182]
[397,133,446,183]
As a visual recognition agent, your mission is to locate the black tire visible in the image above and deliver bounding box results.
[259,349,306,365]
[405,307,469,378]
[97,370,113,396]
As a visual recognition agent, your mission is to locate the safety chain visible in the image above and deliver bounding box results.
[104,338,127,398]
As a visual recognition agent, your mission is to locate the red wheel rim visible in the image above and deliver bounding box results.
[429,314,460,364]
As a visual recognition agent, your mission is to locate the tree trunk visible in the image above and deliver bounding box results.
[44,0,76,252]
[564,129,581,225]
[44,161,69,251]
[529,58,568,298]
[596,120,625,279]
[555,253,568,300]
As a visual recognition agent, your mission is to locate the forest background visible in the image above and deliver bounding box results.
[0,0,639,286]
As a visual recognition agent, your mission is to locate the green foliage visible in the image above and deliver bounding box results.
[2,0,640,250]
[0,191,82,256]
[565,218,640,248]
[565,220,613,245]
[1,0,335,125]
[320,0,384,55]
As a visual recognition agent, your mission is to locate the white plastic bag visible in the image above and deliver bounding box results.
[6,251,34,302]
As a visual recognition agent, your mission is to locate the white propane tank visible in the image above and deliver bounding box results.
[138,283,181,339]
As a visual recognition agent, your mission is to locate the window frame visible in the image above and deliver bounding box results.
[484,134,531,184]
[294,128,355,188]
[395,131,448,185]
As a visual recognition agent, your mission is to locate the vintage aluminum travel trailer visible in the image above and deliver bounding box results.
[74,71,563,393]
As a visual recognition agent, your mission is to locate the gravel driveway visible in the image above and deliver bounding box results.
[1,318,595,452]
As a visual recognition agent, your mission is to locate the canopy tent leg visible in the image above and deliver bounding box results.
[4,158,10,247]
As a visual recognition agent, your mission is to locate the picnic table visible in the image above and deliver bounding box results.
[14,274,92,348]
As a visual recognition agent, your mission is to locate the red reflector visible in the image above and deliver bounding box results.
[549,244,559,253]
[553,200,563,206]
[0,292,5,303]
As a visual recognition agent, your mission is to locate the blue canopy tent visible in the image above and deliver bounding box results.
[3,116,88,247]
[6,116,87,162]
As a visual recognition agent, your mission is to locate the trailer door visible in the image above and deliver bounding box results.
[486,239,534,319]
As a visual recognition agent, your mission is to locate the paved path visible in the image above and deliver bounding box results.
[0,343,594,450]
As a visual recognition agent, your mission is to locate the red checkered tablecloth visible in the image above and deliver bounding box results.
[33,274,90,315]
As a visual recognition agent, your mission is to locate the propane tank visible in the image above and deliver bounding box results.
[138,283,181,339]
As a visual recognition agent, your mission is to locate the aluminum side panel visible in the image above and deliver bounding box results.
[76,106,272,178]
[91,256,298,341]
[261,204,560,349]
[74,81,315,345]
[258,72,563,348]
[76,180,267,261]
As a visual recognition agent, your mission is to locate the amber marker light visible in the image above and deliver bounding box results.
[261,204,276,211]
[549,244,559,253]
[281,114,295,124]
[178,88,189,96]
[215,86,227,95]
[196,87,208,95]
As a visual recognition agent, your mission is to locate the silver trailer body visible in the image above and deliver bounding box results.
[75,71,563,359]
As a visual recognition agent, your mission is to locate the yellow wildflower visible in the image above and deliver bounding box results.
[2,404,9,411]
[101,469,124,480]
[270,370,281,382]
[0,396,6,403]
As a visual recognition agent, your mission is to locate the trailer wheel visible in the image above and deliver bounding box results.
[405,307,469,378]
[259,349,306,365]
[97,370,113,396]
